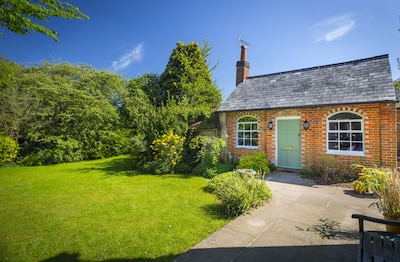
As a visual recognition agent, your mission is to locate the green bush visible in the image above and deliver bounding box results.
[192,162,235,179]
[190,136,229,178]
[20,131,130,166]
[0,134,18,165]
[237,151,270,175]
[130,135,151,169]
[175,162,192,174]
[193,163,215,178]
[147,130,184,174]
[207,172,272,217]
[216,162,236,174]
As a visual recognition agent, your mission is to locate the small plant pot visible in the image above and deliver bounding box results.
[383,215,400,234]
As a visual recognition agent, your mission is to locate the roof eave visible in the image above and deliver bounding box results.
[217,99,397,113]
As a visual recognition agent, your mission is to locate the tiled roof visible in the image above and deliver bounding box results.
[218,54,396,112]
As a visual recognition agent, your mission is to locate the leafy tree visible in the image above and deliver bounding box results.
[159,41,222,123]
[394,79,400,91]
[0,61,129,164]
[0,0,89,42]
[0,133,18,165]
[0,56,18,89]
[120,75,156,136]
[151,97,190,140]
[137,73,165,106]
[0,66,41,146]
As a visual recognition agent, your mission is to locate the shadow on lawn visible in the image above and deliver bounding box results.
[74,156,199,179]
[95,156,137,176]
[40,251,177,262]
[70,156,139,176]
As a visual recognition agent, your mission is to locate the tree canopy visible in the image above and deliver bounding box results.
[0,60,129,164]
[0,41,223,169]
[0,0,89,41]
[160,41,222,123]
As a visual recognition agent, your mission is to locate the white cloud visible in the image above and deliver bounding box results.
[313,15,356,43]
[112,43,143,71]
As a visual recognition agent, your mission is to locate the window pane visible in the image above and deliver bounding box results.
[329,122,338,130]
[352,133,363,141]
[328,133,338,140]
[329,142,338,150]
[351,122,361,130]
[340,122,350,130]
[340,133,350,141]
[340,142,350,150]
[237,116,258,147]
[239,116,257,122]
[352,143,363,151]
[329,113,362,120]
[327,113,363,153]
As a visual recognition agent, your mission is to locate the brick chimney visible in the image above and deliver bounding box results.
[236,45,250,86]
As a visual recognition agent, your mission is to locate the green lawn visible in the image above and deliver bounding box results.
[0,156,231,261]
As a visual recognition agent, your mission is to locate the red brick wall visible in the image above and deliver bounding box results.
[397,109,400,158]
[222,102,397,168]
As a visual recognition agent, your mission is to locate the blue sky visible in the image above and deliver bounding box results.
[2,0,400,98]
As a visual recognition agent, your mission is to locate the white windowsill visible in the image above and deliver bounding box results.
[236,146,259,149]
[326,150,365,157]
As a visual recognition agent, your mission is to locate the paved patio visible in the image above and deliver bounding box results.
[174,172,385,262]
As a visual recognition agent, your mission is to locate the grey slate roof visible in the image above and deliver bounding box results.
[218,54,396,112]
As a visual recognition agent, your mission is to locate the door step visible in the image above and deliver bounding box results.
[276,168,300,174]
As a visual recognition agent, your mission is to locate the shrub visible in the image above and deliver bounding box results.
[174,162,192,174]
[130,135,151,169]
[352,164,389,194]
[0,134,18,165]
[193,163,216,178]
[207,172,272,217]
[20,138,83,166]
[304,154,357,184]
[370,168,400,219]
[190,136,229,178]
[148,130,184,174]
[237,151,270,175]
[216,162,236,174]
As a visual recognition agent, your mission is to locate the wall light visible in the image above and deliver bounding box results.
[303,120,309,130]
[268,120,273,130]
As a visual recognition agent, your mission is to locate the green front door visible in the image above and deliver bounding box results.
[277,119,301,169]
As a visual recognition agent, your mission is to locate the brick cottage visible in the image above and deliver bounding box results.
[218,46,397,169]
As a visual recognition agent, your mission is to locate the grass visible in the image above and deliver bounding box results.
[0,156,231,261]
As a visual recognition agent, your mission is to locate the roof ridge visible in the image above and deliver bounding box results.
[248,54,389,79]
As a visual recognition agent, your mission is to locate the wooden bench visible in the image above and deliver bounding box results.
[352,214,400,262]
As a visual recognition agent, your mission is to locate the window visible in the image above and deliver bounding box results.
[237,116,258,148]
[327,112,364,155]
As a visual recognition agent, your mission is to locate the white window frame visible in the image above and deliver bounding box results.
[326,112,365,156]
[236,116,258,148]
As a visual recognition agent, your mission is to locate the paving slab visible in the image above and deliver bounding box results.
[174,172,385,262]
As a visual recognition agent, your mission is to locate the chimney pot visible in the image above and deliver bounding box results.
[240,45,247,61]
